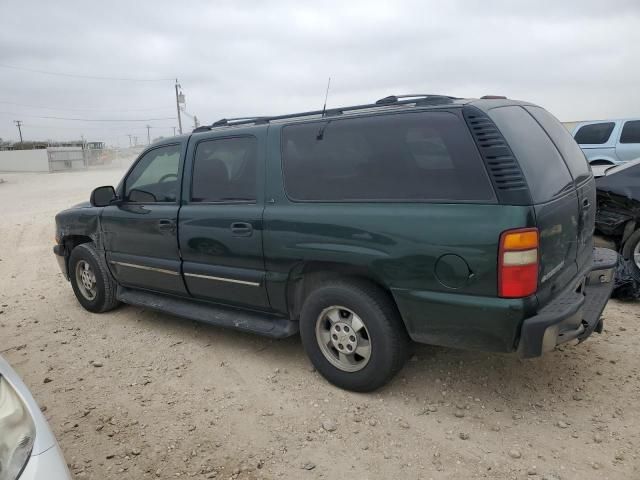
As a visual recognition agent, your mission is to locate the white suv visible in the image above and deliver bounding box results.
[572,118,640,166]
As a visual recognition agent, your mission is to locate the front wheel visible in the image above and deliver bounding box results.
[68,243,120,313]
[299,280,409,392]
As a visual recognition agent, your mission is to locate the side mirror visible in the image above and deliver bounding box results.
[90,186,117,207]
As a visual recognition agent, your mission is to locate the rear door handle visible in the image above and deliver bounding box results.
[231,222,253,237]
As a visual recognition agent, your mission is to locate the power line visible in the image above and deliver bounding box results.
[23,123,174,131]
[0,111,175,122]
[0,63,173,82]
[0,100,174,113]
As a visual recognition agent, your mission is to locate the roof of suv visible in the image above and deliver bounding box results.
[189,95,537,136]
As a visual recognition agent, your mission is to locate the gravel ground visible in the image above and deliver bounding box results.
[0,169,638,480]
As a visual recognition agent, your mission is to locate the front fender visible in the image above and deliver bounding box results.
[55,206,103,247]
[54,206,104,279]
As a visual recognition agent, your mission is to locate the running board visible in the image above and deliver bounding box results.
[116,287,299,338]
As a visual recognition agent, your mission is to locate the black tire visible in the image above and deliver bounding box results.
[299,279,410,392]
[68,243,120,313]
[622,229,640,275]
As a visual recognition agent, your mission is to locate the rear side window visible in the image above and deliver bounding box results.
[525,106,591,184]
[191,136,257,202]
[489,106,573,203]
[574,122,615,144]
[281,111,495,202]
[620,120,640,144]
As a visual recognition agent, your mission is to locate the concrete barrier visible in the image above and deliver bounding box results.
[0,149,50,172]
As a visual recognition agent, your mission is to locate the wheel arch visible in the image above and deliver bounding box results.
[61,235,94,277]
[285,261,402,324]
[589,158,616,166]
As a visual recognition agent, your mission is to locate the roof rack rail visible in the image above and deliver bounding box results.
[210,117,269,127]
[198,94,460,131]
[375,94,457,105]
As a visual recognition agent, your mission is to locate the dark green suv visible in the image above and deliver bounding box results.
[54,94,616,391]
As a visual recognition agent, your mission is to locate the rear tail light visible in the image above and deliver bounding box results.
[498,228,539,298]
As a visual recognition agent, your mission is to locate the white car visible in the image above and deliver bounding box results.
[0,355,71,480]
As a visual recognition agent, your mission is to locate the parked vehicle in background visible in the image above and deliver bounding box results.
[54,94,616,392]
[595,157,640,273]
[572,118,640,166]
[0,355,71,480]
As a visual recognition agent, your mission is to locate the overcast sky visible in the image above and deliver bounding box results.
[1,0,639,147]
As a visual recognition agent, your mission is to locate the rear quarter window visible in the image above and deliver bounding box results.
[281,111,496,202]
[574,122,615,145]
[488,106,573,203]
[525,106,592,184]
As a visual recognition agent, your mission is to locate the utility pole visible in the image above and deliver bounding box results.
[172,126,176,136]
[146,125,151,145]
[127,134,133,147]
[175,79,183,135]
[14,120,23,144]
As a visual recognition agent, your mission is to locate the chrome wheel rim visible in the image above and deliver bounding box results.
[634,242,640,270]
[75,260,97,300]
[315,306,372,372]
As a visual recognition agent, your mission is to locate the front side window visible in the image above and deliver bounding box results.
[191,136,257,202]
[125,144,181,202]
[574,122,615,145]
[281,111,495,202]
[620,120,640,144]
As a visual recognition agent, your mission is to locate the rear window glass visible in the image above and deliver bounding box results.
[620,120,640,144]
[489,106,573,203]
[525,106,591,184]
[281,111,495,202]
[574,122,615,144]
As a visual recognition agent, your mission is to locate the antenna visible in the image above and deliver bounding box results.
[321,77,331,117]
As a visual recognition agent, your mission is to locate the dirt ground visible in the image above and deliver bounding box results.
[0,169,638,480]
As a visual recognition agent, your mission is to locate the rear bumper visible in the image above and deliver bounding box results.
[518,247,617,358]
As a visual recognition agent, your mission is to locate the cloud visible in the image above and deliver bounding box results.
[0,0,638,145]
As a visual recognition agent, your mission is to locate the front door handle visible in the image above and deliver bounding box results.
[231,222,253,237]
[158,219,176,232]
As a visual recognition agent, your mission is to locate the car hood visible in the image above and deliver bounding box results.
[0,355,57,455]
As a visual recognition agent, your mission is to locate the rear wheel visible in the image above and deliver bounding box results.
[68,243,120,313]
[622,229,640,275]
[299,279,409,392]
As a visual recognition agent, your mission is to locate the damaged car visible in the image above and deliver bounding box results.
[595,158,640,297]
[595,158,640,269]
[55,95,617,391]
